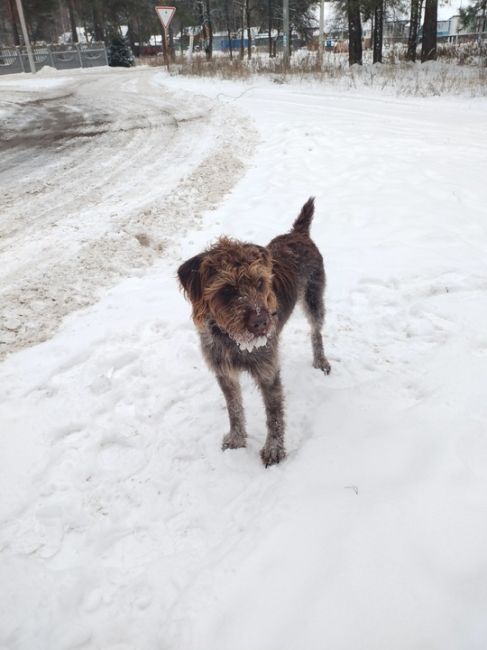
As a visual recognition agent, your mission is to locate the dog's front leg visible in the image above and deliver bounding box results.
[256,371,286,467]
[217,373,247,450]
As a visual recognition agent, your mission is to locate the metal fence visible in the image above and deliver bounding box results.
[0,43,108,75]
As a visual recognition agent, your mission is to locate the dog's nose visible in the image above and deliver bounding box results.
[247,308,270,335]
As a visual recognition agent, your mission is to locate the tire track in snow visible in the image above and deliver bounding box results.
[0,68,257,360]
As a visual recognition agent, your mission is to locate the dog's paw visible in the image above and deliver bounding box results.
[314,356,331,375]
[260,443,286,468]
[222,432,247,451]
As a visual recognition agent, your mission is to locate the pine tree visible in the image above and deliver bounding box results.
[459,0,487,36]
[108,34,135,67]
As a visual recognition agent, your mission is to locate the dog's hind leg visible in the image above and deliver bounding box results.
[218,373,247,450]
[302,270,331,375]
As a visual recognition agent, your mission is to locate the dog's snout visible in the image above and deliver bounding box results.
[247,308,270,335]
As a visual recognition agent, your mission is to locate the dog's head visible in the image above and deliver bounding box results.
[178,237,277,350]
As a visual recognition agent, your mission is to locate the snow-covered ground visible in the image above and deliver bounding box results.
[1,67,487,650]
[0,67,255,358]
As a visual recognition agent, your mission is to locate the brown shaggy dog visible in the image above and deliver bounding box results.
[178,198,330,466]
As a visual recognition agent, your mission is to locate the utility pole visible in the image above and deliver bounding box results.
[15,0,36,73]
[283,0,289,67]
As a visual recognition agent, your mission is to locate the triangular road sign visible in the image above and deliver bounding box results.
[155,6,176,29]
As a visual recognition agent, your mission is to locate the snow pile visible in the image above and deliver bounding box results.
[1,68,487,650]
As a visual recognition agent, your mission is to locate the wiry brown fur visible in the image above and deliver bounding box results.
[178,197,330,467]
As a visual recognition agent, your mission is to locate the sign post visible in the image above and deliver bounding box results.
[155,6,176,69]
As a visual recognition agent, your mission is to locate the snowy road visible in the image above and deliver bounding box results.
[0,68,255,358]
[1,68,487,650]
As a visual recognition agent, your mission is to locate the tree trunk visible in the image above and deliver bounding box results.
[92,1,104,42]
[347,0,362,65]
[7,0,21,46]
[246,0,251,59]
[126,22,136,52]
[67,0,78,43]
[224,0,233,59]
[421,0,437,62]
[268,0,273,57]
[373,0,383,62]
[479,1,486,44]
[407,0,420,61]
[282,0,289,65]
[205,0,213,59]
[240,4,245,59]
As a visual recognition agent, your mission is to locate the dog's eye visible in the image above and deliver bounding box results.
[257,278,265,290]
[218,284,237,302]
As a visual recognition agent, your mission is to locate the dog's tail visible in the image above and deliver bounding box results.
[292,197,315,234]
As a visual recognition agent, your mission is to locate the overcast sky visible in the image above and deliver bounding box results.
[438,0,468,19]
[319,0,472,24]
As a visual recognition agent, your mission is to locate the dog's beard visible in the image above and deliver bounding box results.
[210,310,276,352]
[229,323,275,352]
[235,334,269,352]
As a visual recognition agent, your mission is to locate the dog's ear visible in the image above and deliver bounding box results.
[178,253,206,303]
[256,246,272,267]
